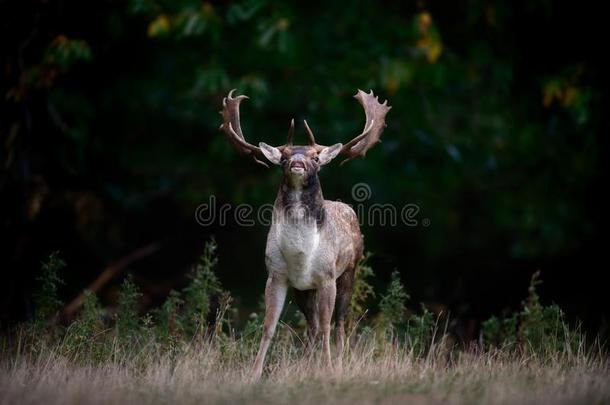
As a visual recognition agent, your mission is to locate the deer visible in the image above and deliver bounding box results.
[219,89,391,380]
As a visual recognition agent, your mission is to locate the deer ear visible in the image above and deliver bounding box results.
[259,143,282,165]
[318,143,343,166]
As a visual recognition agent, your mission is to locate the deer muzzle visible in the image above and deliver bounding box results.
[289,156,306,173]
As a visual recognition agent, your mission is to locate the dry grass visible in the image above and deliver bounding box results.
[1,334,608,405]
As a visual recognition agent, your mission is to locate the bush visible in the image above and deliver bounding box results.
[482,270,582,356]
[34,251,65,327]
[155,289,185,344]
[348,252,376,331]
[63,290,105,359]
[481,314,518,348]
[182,237,223,338]
[12,241,593,369]
[378,270,409,330]
[115,275,144,341]
[406,304,436,355]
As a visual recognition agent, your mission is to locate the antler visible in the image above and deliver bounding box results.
[303,120,326,152]
[220,89,390,167]
[339,89,391,165]
[286,118,295,147]
[301,89,391,164]
[219,89,270,168]
[220,90,297,167]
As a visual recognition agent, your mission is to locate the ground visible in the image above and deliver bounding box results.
[1,337,608,405]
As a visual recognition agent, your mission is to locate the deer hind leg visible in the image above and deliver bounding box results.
[293,288,319,355]
[251,274,287,381]
[335,265,356,365]
[317,280,336,367]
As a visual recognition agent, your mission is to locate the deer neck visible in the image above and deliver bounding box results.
[277,172,325,227]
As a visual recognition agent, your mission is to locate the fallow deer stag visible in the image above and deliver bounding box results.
[220,89,391,380]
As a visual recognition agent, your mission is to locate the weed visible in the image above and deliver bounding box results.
[182,237,222,338]
[115,275,143,341]
[378,270,409,330]
[63,290,105,359]
[481,270,583,356]
[34,251,65,328]
[348,251,376,331]
[154,289,185,344]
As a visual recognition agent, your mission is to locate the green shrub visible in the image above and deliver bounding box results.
[481,314,518,347]
[34,251,65,327]
[378,271,409,330]
[375,271,437,355]
[348,252,376,332]
[181,237,223,338]
[18,241,592,368]
[155,289,185,343]
[482,271,581,356]
[518,271,580,355]
[63,290,105,358]
[213,290,235,339]
[115,275,143,340]
[406,304,436,355]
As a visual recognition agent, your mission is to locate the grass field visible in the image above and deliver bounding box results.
[1,244,608,404]
[1,334,608,405]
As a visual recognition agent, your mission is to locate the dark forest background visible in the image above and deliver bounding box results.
[1,0,608,340]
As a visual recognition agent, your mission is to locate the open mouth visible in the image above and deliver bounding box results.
[290,161,305,173]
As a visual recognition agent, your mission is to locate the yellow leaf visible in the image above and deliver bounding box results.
[427,42,443,63]
[147,14,170,38]
[418,12,432,33]
[542,81,561,107]
[562,87,579,107]
[276,18,290,31]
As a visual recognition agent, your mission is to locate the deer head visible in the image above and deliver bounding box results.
[219,89,392,177]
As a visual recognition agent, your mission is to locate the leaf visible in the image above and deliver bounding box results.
[147,14,170,38]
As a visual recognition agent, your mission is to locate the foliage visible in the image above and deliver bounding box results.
[182,237,223,338]
[63,290,105,358]
[27,238,227,359]
[374,269,437,354]
[2,0,606,338]
[481,314,518,348]
[18,239,591,372]
[378,271,410,330]
[517,271,580,355]
[34,252,66,327]
[1,241,599,399]
[482,270,582,355]
[406,304,436,355]
[241,311,263,344]
[44,35,92,72]
[348,252,376,331]
[115,275,144,340]
[154,289,184,344]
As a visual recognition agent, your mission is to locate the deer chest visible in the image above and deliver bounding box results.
[275,219,328,290]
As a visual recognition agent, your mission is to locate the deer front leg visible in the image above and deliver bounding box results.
[318,280,336,367]
[251,274,288,381]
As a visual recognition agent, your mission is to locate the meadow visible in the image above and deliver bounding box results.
[1,241,608,405]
